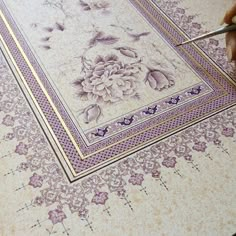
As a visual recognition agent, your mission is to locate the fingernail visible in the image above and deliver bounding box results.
[220,17,225,25]
[227,46,233,62]
[232,16,236,24]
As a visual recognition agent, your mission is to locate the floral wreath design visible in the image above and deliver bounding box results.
[0,0,235,233]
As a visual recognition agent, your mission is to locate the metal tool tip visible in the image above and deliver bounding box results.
[175,43,182,47]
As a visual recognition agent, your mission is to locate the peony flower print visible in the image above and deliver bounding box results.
[74,54,140,103]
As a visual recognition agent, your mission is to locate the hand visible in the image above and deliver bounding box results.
[223,2,236,61]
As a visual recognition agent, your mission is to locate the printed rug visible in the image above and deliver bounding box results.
[0,0,235,235]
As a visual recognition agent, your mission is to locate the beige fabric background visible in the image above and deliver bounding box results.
[0,0,235,235]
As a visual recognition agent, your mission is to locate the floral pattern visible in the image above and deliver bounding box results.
[74,55,141,103]
[48,208,67,225]
[29,173,44,188]
[0,0,235,234]
[91,192,109,205]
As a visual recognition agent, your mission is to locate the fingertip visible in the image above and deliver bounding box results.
[226,32,236,62]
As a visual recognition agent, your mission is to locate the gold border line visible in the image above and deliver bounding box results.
[0,11,84,158]
[79,0,234,159]
[0,1,235,179]
[0,11,78,177]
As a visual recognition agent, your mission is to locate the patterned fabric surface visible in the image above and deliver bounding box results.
[0,0,235,235]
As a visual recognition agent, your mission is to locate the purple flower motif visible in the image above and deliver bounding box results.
[118,158,137,174]
[48,208,67,225]
[128,173,144,186]
[151,169,161,178]
[213,139,221,146]
[117,189,126,197]
[15,142,28,155]
[78,208,89,218]
[91,192,108,205]
[42,189,58,206]
[2,115,14,126]
[34,196,44,206]
[204,129,219,142]
[150,142,169,156]
[176,8,185,14]
[221,127,234,137]
[18,162,29,171]
[29,173,43,188]
[192,141,207,152]
[174,144,190,157]
[145,69,174,91]
[184,155,192,161]
[13,126,27,141]
[4,133,14,140]
[74,55,140,103]
[162,156,177,168]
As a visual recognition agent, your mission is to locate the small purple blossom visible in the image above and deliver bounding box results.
[18,162,29,171]
[214,139,221,146]
[128,173,144,186]
[15,142,28,155]
[151,169,161,178]
[4,133,14,140]
[162,156,177,168]
[221,127,234,137]
[29,173,43,188]
[192,141,207,152]
[78,208,89,218]
[2,115,14,126]
[34,196,44,206]
[48,208,67,224]
[117,189,126,197]
[184,154,192,161]
[91,192,108,205]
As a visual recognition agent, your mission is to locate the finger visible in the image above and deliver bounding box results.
[226,31,236,61]
[223,3,236,24]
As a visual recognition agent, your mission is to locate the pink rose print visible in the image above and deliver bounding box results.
[145,69,175,91]
[74,55,140,103]
[221,127,234,137]
[128,173,144,186]
[91,192,108,205]
[48,208,67,225]
[29,173,43,188]
[162,156,177,168]
[192,141,207,152]
[15,142,28,155]
[2,114,14,126]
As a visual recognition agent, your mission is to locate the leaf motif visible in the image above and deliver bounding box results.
[89,31,104,46]
[96,36,119,45]
[79,0,91,10]
[43,27,54,32]
[55,22,65,31]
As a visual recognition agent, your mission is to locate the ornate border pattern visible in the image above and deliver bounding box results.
[0,0,235,179]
